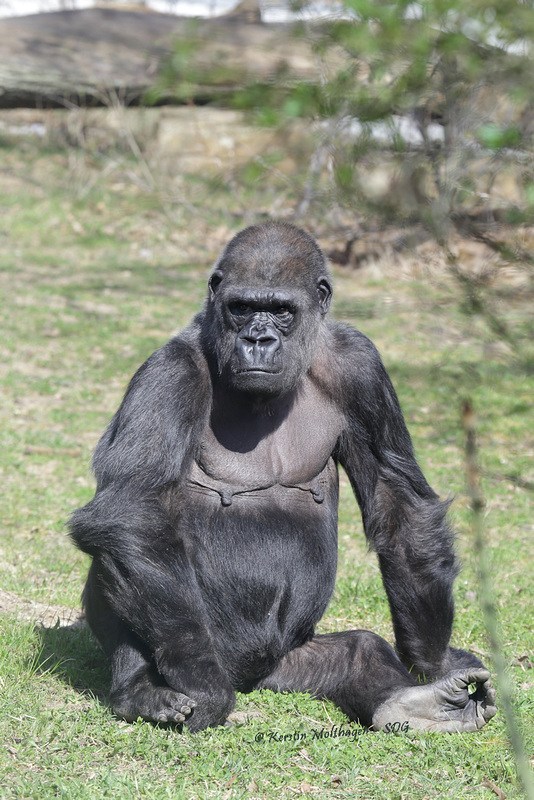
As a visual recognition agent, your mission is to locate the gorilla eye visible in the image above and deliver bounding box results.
[273,305,294,322]
[230,302,253,317]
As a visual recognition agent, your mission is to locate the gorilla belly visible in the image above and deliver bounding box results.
[178,483,339,689]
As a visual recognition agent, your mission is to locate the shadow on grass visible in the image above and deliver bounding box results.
[34,620,110,703]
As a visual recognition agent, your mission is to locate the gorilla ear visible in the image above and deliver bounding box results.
[208,270,224,301]
[317,277,333,314]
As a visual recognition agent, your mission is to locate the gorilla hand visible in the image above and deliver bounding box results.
[111,661,235,730]
[154,649,236,732]
[372,669,497,733]
[111,669,197,725]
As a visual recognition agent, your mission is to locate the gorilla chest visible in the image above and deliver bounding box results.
[192,381,342,499]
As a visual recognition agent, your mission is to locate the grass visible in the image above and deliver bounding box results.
[0,116,533,799]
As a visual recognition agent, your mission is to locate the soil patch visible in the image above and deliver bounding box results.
[0,588,84,629]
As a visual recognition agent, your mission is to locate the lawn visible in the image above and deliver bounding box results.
[0,115,532,799]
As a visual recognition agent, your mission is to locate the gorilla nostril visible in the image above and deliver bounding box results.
[240,325,279,347]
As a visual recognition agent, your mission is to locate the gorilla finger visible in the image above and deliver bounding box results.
[467,668,491,684]
[481,692,498,715]
[169,695,195,717]
[481,680,497,707]
[156,710,186,723]
[175,693,196,710]
[469,676,495,701]
[450,668,491,689]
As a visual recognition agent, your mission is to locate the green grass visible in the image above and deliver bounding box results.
[0,122,533,799]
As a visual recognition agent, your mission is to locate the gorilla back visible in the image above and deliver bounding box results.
[70,222,496,733]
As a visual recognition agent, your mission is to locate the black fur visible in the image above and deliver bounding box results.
[70,221,484,731]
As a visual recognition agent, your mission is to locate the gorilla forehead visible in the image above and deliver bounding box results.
[215,221,328,287]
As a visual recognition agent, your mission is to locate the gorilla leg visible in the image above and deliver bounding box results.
[84,561,196,725]
[258,630,414,726]
[258,630,496,732]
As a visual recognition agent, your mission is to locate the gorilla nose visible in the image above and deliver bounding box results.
[242,329,278,346]
[240,320,279,347]
[237,320,281,368]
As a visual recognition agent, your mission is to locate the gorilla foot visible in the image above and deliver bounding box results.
[372,669,497,733]
[111,672,196,725]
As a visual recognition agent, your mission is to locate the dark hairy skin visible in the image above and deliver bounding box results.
[70,222,497,732]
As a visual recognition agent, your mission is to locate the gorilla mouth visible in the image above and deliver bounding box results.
[236,367,282,375]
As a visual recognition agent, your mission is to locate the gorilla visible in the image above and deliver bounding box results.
[70,222,497,733]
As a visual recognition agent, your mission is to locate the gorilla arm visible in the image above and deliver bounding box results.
[331,324,484,680]
[69,334,235,720]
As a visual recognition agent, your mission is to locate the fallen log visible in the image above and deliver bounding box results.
[0,7,318,109]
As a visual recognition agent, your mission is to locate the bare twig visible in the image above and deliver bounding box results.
[462,400,534,800]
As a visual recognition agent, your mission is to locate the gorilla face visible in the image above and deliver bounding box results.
[217,285,308,397]
[203,222,332,399]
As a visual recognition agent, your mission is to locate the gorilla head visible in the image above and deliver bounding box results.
[203,222,333,399]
